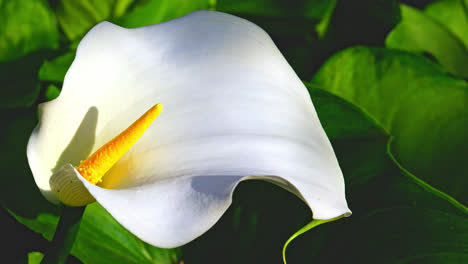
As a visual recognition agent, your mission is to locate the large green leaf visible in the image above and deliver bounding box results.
[386,4,468,78]
[116,0,214,28]
[13,204,182,264]
[425,0,468,49]
[0,0,59,108]
[289,164,468,263]
[287,89,468,264]
[0,0,59,62]
[312,46,468,204]
[55,0,136,41]
[38,52,75,83]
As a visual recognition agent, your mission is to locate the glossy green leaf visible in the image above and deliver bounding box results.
[13,203,182,264]
[288,136,468,263]
[386,4,468,78]
[425,0,468,49]
[55,0,136,41]
[38,52,75,83]
[0,0,59,62]
[312,46,468,204]
[116,0,214,28]
[286,90,468,264]
[44,84,61,101]
[27,252,44,264]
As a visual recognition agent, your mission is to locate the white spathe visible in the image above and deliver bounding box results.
[27,10,351,248]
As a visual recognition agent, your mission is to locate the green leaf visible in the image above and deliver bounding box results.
[312,46,468,204]
[13,203,182,264]
[289,155,468,263]
[386,4,468,78]
[286,90,468,264]
[38,52,75,83]
[425,0,468,49]
[22,252,44,264]
[44,84,61,101]
[0,0,59,62]
[55,0,136,41]
[116,0,214,28]
[0,0,59,108]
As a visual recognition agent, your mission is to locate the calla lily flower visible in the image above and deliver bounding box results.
[27,10,351,248]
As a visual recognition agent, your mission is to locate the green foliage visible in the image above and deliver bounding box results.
[116,0,215,28]
[39,52,75,83]
[0,0,59,62]
[425,0,468,48]
[386,3,468,78]
[55,0,136,41]
[24,252,44,264]
[0,0,59,108]
[287,88,468,264]
[312,46,468,204]
[1,0,466,263]
[13,204,182,264]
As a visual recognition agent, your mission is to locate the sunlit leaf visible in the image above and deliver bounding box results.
[386,4,468,78]
[312,46,468,204]
[116,0,214,28]
[44,84,61,101]
[0,0,59,108]
[0,0,59,62]
[55,0,136,41]
[24,252,44,264]
[38,52,75,83]
[425,0,468,49]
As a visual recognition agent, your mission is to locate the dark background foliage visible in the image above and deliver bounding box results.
[1,0,467,263]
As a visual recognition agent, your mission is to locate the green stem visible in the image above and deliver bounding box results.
[282,214,346,264]
[41,206,86,264]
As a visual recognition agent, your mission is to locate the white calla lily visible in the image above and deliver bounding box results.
[27,10,351,248]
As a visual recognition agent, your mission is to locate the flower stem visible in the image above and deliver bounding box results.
[41,206,86,264]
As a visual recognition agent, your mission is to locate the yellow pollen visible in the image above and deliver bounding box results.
[75,103,163,184]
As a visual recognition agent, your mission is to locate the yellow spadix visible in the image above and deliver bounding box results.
[76,103,163,184]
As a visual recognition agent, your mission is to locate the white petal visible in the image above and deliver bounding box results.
[27,11,351,248]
